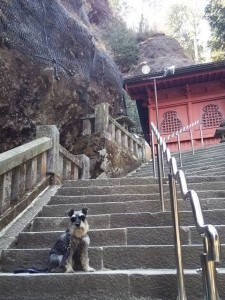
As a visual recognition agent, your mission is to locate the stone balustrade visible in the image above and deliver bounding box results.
[0,125,90,226]
[108,116,144,159]
[82,103,146,161]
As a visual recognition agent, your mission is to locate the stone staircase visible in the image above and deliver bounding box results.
[0,143,225,299]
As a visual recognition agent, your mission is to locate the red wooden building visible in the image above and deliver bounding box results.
[124,61,225,152]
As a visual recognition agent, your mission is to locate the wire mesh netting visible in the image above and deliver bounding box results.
[0,0,123,96]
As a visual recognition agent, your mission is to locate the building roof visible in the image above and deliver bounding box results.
[124,60,225,97]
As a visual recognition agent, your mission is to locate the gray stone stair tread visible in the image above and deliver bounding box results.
[2,269,224,300]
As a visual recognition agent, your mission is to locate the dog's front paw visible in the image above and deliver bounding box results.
[65,267,74,273]
[85,267,95,272]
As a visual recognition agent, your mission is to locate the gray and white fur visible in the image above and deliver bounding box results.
[48,207,95,273]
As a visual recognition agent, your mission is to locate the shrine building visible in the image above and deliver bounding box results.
[124,60,225,152]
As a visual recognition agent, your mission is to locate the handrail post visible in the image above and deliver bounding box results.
[201,238,220,300]
[200,124,204,147]
[189,127,195,155]
[156,143,164,211]
[151,122,220,300]
[151,130,156,178]
[161,146,166,178]
[177,133,183,167]
[168,173,187,300]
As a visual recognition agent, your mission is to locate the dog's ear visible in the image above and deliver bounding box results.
[82,207,88,215]
[67,209,74,217]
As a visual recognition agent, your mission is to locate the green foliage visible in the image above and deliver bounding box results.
[168,3,205,62]
[103,20,139,72]
[108,0,131,18]
[205,0,225,60]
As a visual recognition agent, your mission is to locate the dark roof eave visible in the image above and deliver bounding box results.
[123,60,225,84]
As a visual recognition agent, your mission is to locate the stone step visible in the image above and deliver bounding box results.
[134,162,225,173]
[11,225,225,248]
[49,194,154,205]
[24,210,225,232]
[176,158,225,169]
[51,189,225,205]
[40,199,162,216]
[40,198,225,217]
[132,169,225,178]
[172,143,225,155]
[1,269,225,300]
[186,170,225,177]
[62,177,157,188]
[2,245,225,272]
[55,185,156,196]
[172,151,225,162]
[186,176,225,183]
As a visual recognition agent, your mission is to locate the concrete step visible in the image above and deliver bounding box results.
[186,176,225,183]
[2,245,225,272]
[62,177,157,188]
[141,162,225,176]
[50,189,225,205]
[172,143,225,156]
[40,200,162,216]
[23,210,225,232]
[1,269,225,300]
[175,158,225,169]
[11,225,225,248]
[55,185,156,196]
[49,194,155,205]
[185,170,225,177]
[172,151,225,162]
[40,198,225,218]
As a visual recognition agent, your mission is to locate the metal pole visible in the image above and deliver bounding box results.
[201,238,220,300]
[200,124,204,147]
[177,133,183,167]
[151,130,156,178]
[161,146,165,178]
[153,78,159,130]
[190,127,195,155]
[168,173,187,300]
[153,78,164,210]
[157,143,164,211]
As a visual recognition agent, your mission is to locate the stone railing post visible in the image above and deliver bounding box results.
[82,118,92,135]
[128,138,134,154]
[109,122,116,140]
[122,133,128,149]
[36,125,59,176]
[74,154,90,179]
[94,103,109,132]
[115,128,122,145]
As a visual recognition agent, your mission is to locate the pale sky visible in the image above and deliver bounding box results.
[124,0,211,44]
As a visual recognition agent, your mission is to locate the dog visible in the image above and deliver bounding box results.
[48,207,95,273]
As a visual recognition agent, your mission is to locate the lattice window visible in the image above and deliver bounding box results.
[202,104,223,128]
[160,111,183,133]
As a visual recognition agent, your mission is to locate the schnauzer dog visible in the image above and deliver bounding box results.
[48,207,95,273]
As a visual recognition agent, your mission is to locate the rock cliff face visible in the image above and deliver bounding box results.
[0,0,123,153]
[125,33,194,78]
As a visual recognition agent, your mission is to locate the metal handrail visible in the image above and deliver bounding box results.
[164,120,200,142]
[163,120,203,167]
[151,122,220,300]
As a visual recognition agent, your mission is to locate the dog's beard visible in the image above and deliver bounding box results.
[70,221,89,238]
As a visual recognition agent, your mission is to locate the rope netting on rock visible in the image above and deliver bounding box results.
[0,0,123,97]
[0,0,94,84]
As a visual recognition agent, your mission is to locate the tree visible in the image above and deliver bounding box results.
[103,20,139,72]
[205,0,225,60]
[108,0,131,18]
[167,2,206,62]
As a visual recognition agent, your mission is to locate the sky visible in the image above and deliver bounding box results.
[123,0,210,40]
[121,0,211,60]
